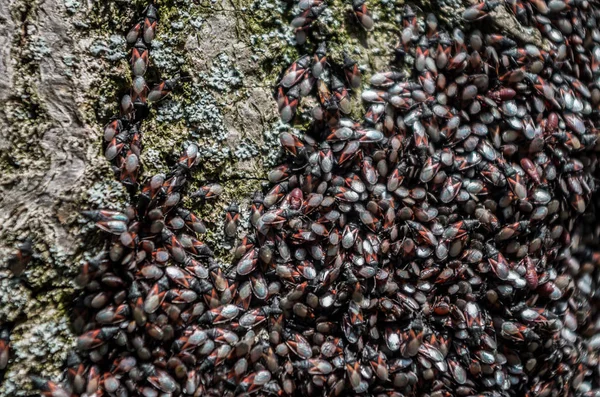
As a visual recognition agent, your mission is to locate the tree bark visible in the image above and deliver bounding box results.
[0,0,541,394]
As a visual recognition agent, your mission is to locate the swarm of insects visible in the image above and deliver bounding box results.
[29,0,600,396]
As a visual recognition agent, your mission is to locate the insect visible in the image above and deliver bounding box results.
[224,202,240,239]
[38,1,600,397]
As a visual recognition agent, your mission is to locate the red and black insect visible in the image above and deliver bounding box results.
[45,2,600,397]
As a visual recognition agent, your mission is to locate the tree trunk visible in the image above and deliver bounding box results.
[0,0,539,394]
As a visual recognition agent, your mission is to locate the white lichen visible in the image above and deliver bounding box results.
[89,35,126,61]
[0,308,74,397]
[202,53,243,93]
[185,86,229,142]
[0,274,30,323]
[156,100,185,122]
[234,141,260,160]
[261,120,292,167]
[190,16,204,29]
[85,180,128,210]
[64,0,81,14]
[149,39,185,74]
[171,21,185,30]
[248,0,295,52]
[28,36,52,62]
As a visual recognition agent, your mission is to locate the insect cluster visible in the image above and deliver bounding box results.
[30,0,600,396]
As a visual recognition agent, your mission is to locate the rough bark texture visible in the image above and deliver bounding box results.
[0,1,128,394]
[0,0,541,394]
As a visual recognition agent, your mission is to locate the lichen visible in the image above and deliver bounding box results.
[0,0,141,394]
[27,36,52,62]
[84,180,129,210]
[0,273,31,324]
[64,0,81,14]
[150,39,187,74]
[0,306,74,396]
[202,53,244,93]
[261,120,291,167]
[241,0,299,79]
[89,35,127,61]
[146,82,232,174]
[233,140,260,160]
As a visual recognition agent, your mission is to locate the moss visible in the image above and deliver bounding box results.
[232,0,299,81]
